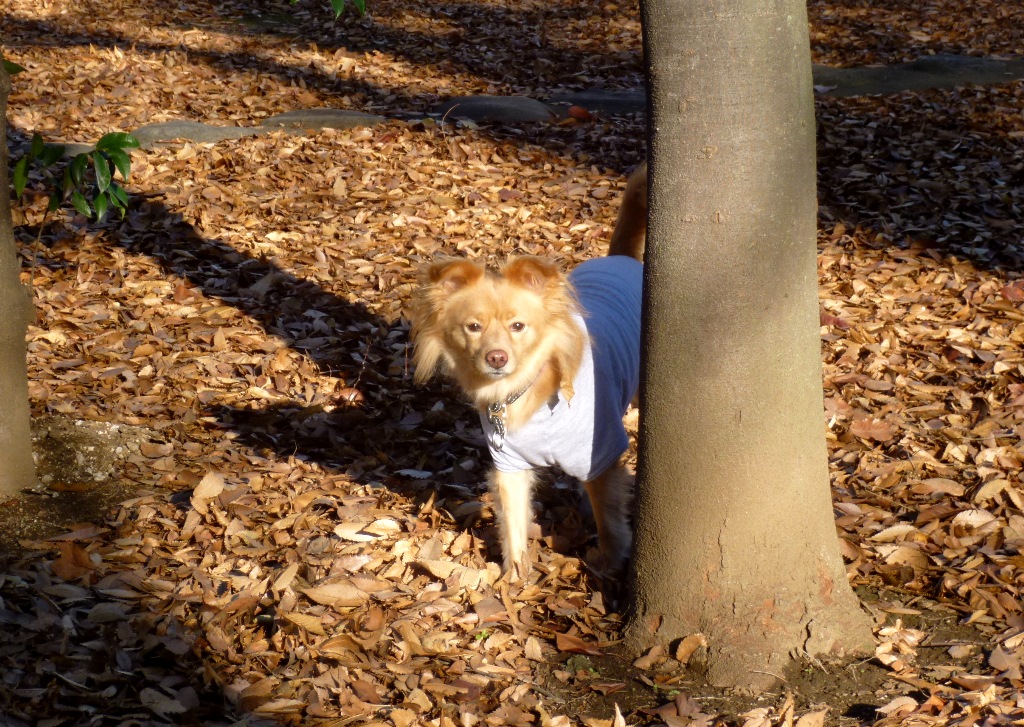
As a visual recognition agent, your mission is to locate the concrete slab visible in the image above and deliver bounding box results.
[261,109,387,130]
[813,54,1024,97]
[432,95,558,123]
[130,121,267,149]
[545,89,646,116]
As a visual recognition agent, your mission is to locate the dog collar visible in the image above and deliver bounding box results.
[486,387,528,451]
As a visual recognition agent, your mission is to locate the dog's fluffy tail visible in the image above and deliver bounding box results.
[608,161,647,261]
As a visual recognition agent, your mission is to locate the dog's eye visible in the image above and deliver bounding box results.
[466,322,483,333]
[510,322,526,333]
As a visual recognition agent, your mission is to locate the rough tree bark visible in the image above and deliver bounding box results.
[626,0,873,690]
[0,61,37,496]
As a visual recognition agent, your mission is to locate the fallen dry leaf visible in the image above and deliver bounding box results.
[50,541,96,580]
[794,708,828,727]
[849,416,897,442]
[674,633,708,664]
[556,632,604,656]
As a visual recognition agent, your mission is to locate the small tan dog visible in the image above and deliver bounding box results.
[410,250,643,576]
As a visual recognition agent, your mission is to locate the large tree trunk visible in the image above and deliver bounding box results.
[626,0,873,690]
[0,62,37,497]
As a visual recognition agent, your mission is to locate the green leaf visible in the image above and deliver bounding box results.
[111,189,129,218]
[48,190,62,212]
[61,166,73,196]
[105,148,132,181]
[350,0,366,14]
[109,182,130,208]
[330,0,346,16]
[38,143,66,167]
[94,192,109,222]
[70,190,92,217]
[92,150,111,193]
[12,156,29,198]
[2,59,26,76]
[30,133,44,158]
[69,153,89,186]
[95,132,140,152]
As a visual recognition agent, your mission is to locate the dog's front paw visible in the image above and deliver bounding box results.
[504,553,532,581]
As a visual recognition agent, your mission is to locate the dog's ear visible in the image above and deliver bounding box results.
[409,259,484,385]
[500,256,563,292]
[424,258,484,292]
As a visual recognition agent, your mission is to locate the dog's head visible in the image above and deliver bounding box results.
[409,256,584,405]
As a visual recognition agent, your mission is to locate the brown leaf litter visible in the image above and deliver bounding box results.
[4,0,1024,724]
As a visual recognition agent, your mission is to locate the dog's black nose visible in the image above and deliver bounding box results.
[486,349,508,369]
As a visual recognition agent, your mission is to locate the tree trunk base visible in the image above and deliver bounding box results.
[0,284,36,495]
[625,558,875,692]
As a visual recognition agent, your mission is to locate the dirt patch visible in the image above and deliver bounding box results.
[0,416,156,552]
[530,588,990,726]
[531,642,890,725]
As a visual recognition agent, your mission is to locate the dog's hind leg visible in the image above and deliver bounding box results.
[584,463,634,576]
[489,469,536,576]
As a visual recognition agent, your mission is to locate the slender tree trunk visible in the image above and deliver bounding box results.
[626,0,873,690]
[0,62,37,497]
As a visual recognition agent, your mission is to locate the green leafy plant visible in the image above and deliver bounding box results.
[290,0,365,19]
[565,654,599,676]
[336,0,365,15]
[13,131,139,222]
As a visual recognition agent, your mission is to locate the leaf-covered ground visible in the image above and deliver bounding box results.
[3,0,1024,725]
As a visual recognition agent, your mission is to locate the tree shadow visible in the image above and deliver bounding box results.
[174,0,644,97]
[4,175,607,725]
[6,0,1022,270]
[815,87,1024,270]
[2,0,644,109]
[2,1,646,175]
[105,193,460,467]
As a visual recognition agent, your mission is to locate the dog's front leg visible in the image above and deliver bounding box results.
[489,468,536,576]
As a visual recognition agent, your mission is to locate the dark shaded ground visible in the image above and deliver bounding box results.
[0,417,154,552]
